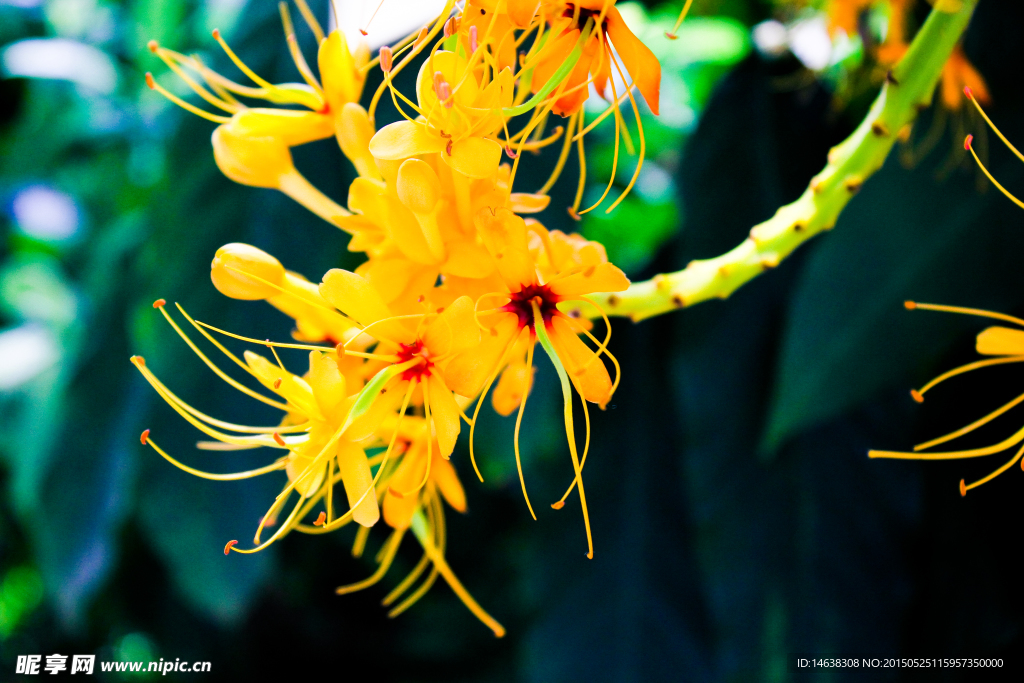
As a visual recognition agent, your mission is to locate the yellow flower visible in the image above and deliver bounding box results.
[134,268,505,635]
[144,0,371,223]
[368,49,514,179]
[870,302,1024,496]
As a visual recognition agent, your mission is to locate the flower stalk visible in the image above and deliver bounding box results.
[592,0,979,322]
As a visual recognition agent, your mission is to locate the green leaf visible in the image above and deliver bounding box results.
[763,140,1024,452]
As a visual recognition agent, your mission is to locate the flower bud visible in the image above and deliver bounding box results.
[210,243,286,300]
[211,122,294,189]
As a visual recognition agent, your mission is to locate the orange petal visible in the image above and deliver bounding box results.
[491,358,536,417]
[431,455,466,512]
[443,240,496,278]
[546,316,612,407]
[319,269,414,344]
[548,262,630,299]
[605,7,661,115]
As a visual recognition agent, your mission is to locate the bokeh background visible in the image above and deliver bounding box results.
[1,0,1022,680]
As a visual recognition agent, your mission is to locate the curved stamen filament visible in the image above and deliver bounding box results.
[154,305,290,411]
[666,0,695,39]
[533,301,594,559]
[410,508,505,637]
[537,111,578,194]
[279,3,325,97]
[869,420,1024,461]
[335,528,406,594]
[145,434,286,480]
[293,0,325,44]
[604,48,646,213]
[513,338,538,520]
[965,87,1024,163]
[965,135,1024,210]
[905,301,1024,328]
[916,355,1024,397]
[468,329,522,481]
[212,28,277,92]
[962,441,1024,494]
[145,73,231,123]
[915,388,1024,451]
[231,491,306,553]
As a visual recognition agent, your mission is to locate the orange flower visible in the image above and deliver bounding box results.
[530,0,661,116]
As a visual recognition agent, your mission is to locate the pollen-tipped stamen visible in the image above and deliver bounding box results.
[961,441,1024,495]
[964,134,1024,210]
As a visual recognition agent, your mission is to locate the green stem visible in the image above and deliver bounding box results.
[593,0,978,322]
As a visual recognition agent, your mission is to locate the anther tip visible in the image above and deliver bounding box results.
[132,355,146,367]
[567,207,581,222]
[964,134,974,151]
[963,85,973,100]
[153,298,166,308]
[910,389,924,403]
[313,511,326,526]
[959,479,967,497]
[665,32,678,40]
[359,28,368,35]
[550,501,565,510]
[140,429,150,445]
[145,72,155,89]
[147,40,159,53]
[904,300,917,310]
[505,145,518,159]
[224,539,238,555]
[273,432,286,447]
[211,28,221,39]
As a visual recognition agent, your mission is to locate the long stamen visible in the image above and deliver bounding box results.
[292,0,325,43]
[153,304,290,411]
[964,135,1024,210]
[212,28,277,91]
[386,493,443,617]
[869,421,1024,461]
[335,528,406,594]
[665,0,695,40]
[144,73,231,123]
[964,86,1024,163]
[915,356,1024,398]
[410,509,505,637]
[904,300,1024,328]
[230,492,306,553]
[533,303,594,559]
[147,42,239,114]
[144,432,286,480]
[605,47,646,213]
[537,111,578,195]
[915,388,1024,451]
[468,329,521,481]
[279,2,325,96]
[961,441,1024,495]
[513,339,538,520]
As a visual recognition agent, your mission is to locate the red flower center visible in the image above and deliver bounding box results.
[396,340,433,381]
[503,284,560,330]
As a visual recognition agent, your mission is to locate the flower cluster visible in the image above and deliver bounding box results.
[138,0,686,634]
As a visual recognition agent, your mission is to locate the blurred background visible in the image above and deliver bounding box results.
[1,0,1022,680]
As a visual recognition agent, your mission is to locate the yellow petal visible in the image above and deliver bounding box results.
[337,442,379,527]
[443,136,502,179]
[510,193,551,214]
[443,240,495,278]
[548,262,630,299]
[976,326,1024,356]
[307,351,346,421]
[427,376,461,458]
[422,296,480,358]
[444,316,520,397]
[368,120,445,161]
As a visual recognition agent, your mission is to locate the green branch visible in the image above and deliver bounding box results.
[594,0,978,322]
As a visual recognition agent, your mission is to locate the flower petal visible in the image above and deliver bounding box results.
[444,316,520,398]
[976,326,1024,356]
[427,375,461,458]
[338,441,379,527]
[546,316,612,407]
[423,295,480,359]
[548,262,630,299]
[368,120,445,161]
[605,7,661,115]
[444,136,502,179]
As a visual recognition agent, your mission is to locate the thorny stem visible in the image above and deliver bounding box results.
[591,0,978,322]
